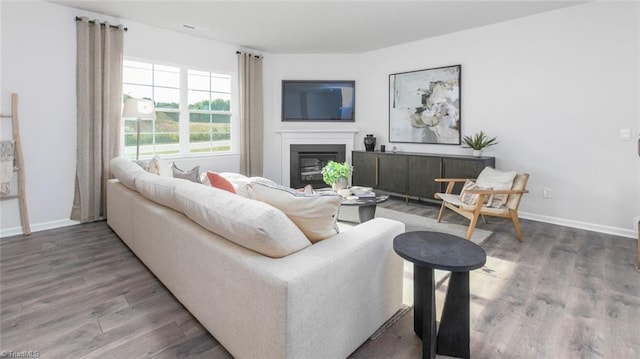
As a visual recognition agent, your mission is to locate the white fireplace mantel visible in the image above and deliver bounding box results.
[277,129,358,187]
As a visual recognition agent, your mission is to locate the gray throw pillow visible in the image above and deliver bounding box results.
[171,162,201,183]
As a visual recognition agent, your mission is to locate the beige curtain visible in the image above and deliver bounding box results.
[71,18,124,222]
[237,52,264,177]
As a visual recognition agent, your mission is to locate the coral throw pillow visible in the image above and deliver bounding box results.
[207,172,237,194]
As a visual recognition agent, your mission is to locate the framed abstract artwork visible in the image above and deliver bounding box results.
[389,65,461,144]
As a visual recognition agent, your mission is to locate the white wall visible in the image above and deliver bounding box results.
[263,54,360,182]
[265,2,639,237]
[2,1,638,238]
[0,0,242,236]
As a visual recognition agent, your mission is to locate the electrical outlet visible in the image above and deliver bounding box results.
[543,187,552,198]
[634,216,639,232]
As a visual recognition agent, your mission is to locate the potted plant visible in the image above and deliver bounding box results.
[321,161,354,191]
[462,131,498,157]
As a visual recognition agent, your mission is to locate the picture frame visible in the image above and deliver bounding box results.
[389,65,461,144]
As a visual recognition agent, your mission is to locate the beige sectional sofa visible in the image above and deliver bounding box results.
[107,157,405,359]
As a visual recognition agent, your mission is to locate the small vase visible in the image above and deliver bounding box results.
[472,149,483,157]
[364,134,376,152]
[332,177,348,191]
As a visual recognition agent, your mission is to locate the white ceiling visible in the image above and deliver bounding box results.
[51,1,584,54]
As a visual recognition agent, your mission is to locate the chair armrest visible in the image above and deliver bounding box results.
[435,178,475,195]
[434,178,474,183]
[464,188,529,195]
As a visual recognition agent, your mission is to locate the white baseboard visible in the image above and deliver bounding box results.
[519,211,638,239]
[0,219,81,238]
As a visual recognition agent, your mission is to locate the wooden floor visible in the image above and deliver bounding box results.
[1,197,639,358]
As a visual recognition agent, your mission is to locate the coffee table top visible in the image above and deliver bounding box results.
[393,231,486,272]
[340,195,389,206]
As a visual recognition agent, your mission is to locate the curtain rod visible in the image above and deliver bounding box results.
[236,51,263,58]
[75,16,128,31]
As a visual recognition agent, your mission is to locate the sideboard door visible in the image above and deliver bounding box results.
[352,151,377,188]
[408,155,442,200]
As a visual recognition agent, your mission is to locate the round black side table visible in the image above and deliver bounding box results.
[393,231,486,359]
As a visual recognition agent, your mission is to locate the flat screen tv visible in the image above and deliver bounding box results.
[282,80,355,122]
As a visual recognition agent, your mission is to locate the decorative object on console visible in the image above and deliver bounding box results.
[389,65,461,145]
[321,160,354,191]
[122,98,156,160]
[462,131,498,157]
[364,134,377,151]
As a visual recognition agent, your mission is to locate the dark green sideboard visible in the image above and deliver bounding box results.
[352,151,495,202]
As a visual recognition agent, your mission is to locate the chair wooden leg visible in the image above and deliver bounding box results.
[437,202,447,223]
[466,212,481,240]
[510,211,524,242]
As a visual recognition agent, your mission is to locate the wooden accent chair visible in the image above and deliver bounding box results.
[434,173,529,241]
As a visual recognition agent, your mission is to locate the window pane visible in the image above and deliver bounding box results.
[154,88,180,109]
[210,93,231,111]
[154,66,180,88]
[188,71,210,91]
[189,113,231,153]
[123,84,152,101]
[211,75,231,93]
[124,60,152,70]
[155,111,180,155]
[123,66,152,85]
[188,90,211,110]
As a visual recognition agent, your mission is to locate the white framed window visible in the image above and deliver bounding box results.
[122,59,234,158]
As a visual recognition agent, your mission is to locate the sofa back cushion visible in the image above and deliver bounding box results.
[175,183,311,258]
[110,157,147,190]
[135,172,184,211]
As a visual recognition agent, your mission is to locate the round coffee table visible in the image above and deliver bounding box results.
[340,195,389,222]
[393,231,486,359]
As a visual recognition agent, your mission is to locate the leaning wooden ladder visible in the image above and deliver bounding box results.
[1,93,30,235]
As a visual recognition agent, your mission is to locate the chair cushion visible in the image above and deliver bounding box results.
[459,179,493,206]
[476,167,517,208]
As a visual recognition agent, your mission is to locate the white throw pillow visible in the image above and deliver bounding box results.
[147,155,173,177]
[250,181,342,243]
[475,167,516,208]
[459,179,493,206]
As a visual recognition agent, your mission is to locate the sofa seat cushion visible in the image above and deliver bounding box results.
[175,182,311,258]
[250,181,342,243]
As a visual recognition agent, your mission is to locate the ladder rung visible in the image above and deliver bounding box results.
[0,195,19,201]
[0,114,12,118]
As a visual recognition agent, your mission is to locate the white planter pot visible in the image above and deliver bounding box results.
[331,177,348,191]
[472,150,483,157]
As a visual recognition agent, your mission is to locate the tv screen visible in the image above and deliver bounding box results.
[282,80,355,122]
